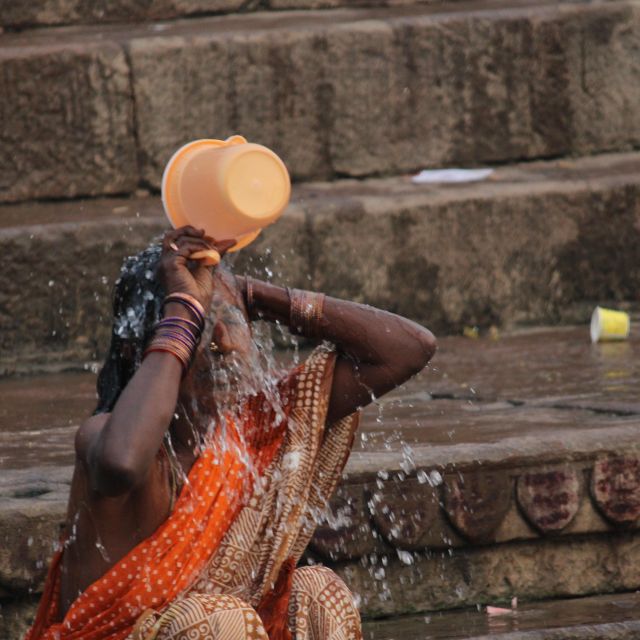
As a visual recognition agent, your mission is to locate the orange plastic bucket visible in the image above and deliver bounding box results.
[162,136,290,262]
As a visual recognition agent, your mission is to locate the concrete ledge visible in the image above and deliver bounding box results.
[0,195,306,373]
[94,1,640,186]
[4,446,640,618]
[338,532,640,617]
[2,152,640,372]
[4,413,640,613]
[2,2,640,200]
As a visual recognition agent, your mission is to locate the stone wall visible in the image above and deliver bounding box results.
[2,2,640,203]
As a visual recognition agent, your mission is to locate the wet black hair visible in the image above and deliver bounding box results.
[95,243,165,414]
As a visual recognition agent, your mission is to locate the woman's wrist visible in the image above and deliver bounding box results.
[163,301,195,321]
[249,279,290,323]
[143,294,205,374]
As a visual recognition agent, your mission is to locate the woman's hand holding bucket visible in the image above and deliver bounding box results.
[160,226,235,311]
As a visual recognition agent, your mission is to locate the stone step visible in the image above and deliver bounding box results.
[2,1,640,202]
[0,0,434,31]
[4,594,640,640]
[2,152,640,374]
[363,592,640,640]
[3,327,640,634]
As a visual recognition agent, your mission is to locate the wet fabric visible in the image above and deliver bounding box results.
[132,566,361,640]
[26,346,361,640]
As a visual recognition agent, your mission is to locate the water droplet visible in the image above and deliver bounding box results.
[428,470,443,486]
[397,549,414,565]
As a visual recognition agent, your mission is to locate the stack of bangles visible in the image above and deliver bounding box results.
[288,287,325,338]
[143,292,205,374]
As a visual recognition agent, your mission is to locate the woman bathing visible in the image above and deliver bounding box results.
[26,225,436,640]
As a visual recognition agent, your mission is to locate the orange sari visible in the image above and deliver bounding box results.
[27,346,359,640]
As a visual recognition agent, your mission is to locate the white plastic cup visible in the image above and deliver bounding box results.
[590,306,630,343]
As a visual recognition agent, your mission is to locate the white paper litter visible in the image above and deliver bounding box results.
[412,168,494,184]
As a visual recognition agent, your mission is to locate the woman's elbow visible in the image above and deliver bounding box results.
[422,329,437,363]
[408,328,437,374]
[89,444,143,497]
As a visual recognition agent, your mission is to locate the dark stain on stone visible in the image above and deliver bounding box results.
[268,42,297,123]
[313,33,335,179]
[584,8,625,46]
[386,252,447,333]
[555,185,640,304]
[466,20,509,162]
[528,18,573,157]
[392,23,420,145]
[226,46,240,133]
[309,487,377,561]
[371,478,442,550]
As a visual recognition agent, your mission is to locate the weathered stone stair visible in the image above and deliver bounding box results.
[2,152,640,374]
[1,1,640,203]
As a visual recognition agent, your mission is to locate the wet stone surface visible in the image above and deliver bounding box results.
[2,325,640,470]
[362,591,640,639]
[0,372,97,470]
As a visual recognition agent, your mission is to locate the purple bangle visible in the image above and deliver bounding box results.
[163,296,205,328]
[157,316,201,332]
[154,319,199,344]
[156,321,200,342]
[155,328,198,351]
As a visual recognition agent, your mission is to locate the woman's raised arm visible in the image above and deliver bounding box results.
[79,228,231,497]
[240,279,436,425]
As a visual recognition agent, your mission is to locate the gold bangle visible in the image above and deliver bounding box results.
[288,288,325,338]
[245,276,255,315]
